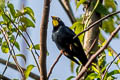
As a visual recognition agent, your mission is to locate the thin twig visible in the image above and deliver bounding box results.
[75,24,120,80]
[0,74,11,80]
[99,39,120,60]
[87,38,97,55]
[0,27,25,78]
[0,58,40,79]
[2,32,19,76]
[20,22,39,57]
[101,53,120,80]
[2,54,11,76]
[73,11,120,40]
[59,0,76,24]
[47,53,62,79]
[3,12,40,72]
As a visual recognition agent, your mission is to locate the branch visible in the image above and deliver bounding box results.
[39,0,50,80]
[73,11,120,40]
[99,39,120,60]
[0,74,11,80]
[20,22,39,57]
[75,24,120,80]
[59,0,76,24]
[86,38,97,55]
[101,53,120,80]
[0,26,25,78]
[0,58,40,79]
[47,53,62,79]
[2,30,20,76]
[3,11,40,72]
[2,54,11,76]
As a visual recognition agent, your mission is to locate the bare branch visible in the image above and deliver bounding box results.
[75,24,120,80]
[99,39,120,60]
[86,38,97,55]
[39,0,50,80]
[73,11,120,40]
[3,11,40,72]
[101,53,120,80]
[20,22,39,57]
[0,74,11,80]
[0,58,40,79]
[59,0,76,24]
[0,27,25,78]
[47,53,62,79]
[2,54,11,76]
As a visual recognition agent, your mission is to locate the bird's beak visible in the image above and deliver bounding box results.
[51,16,54,19]
[51,16,57,19]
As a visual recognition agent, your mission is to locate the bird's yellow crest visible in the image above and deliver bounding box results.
[51,16,59,27]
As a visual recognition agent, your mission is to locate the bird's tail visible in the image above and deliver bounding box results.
[72,43,88,66]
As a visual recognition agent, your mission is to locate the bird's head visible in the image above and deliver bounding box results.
[51,16,64,27]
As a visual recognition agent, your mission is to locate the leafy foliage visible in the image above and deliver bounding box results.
[72,0,120,80]
[24,64,35,79]
[0,0,120,80]
[0,1,38,79]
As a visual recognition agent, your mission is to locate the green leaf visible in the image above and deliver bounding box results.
[15,54,26,63]
[102,40,107,46]
[102,19,115,34]
[46,52,49,56]
[76,65,80,75]
[101,63,109,73]
[70,61,75,73]
[9,35,20,51]
[2,14,9,23]
[99,32,105,42]
[91,66,99,74]
[7,3,16,18]
[104,0,116,12]
[15,10,23,17]
[33,44,40,50]
[98,53,106,66]
[85,73,100,80]
[70,22,84,43]
[20,17,35,28]
[0,37,3,46]
[0,0,5,8]
[108,51,113,56]
[24,7,35,22]
[76,0,86,9]
[96,3,109,15]
[18,25,26,32]
[107,70,120,77]
[29,44,32,51]
[107,76,115,80]
[66,76,75,80]
[1,41,9,53]
[117,59,120,64]
[24,64,35,79]
[14,41,20,51]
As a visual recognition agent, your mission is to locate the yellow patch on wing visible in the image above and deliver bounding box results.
[69,44,73,51]
[73,42,79,47]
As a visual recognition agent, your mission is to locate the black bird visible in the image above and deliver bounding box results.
[51,16,88,65]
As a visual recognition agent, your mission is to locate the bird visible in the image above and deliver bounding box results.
[51,16,88,65]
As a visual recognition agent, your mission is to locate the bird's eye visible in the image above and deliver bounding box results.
[57,18,61,21]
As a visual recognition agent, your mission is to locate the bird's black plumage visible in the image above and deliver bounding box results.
[51,16,88,65]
